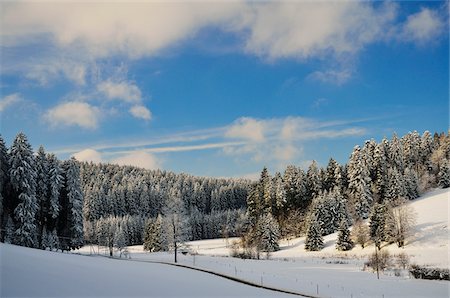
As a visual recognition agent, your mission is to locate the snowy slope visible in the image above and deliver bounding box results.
[124,188,449,298]
[0,243,295,298]
[187,188,450,267]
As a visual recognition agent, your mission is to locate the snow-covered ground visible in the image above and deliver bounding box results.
[0,243,296,298]
[123,188,449,297]
[2,189,448,297]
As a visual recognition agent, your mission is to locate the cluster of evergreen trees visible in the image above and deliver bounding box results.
[243,131,449,252]
[79,162,251,249]
[0,133,84,251]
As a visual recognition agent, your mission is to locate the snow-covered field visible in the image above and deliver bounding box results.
[125,188,449,297]
[1,188,448,297]
[0,243,296,298]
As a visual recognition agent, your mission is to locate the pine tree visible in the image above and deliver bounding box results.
[63,158,84,249]
[306,161,322,201]
[9,132,38,247]
[114,225,127,256]
[35,146,49,247]
[374,139,388,201]
[336,220,354,251]
[256,213,280,253]
[305,217,324,251]
[4,215,15,244]
[369,203,386,249]
[258,167,273,214]
[389,134,405,173]
[0,135,9,224]
[47,153,63,219]
[404,167,419,199]
[385,167,407,203]
[438,159,450,188]
[272,172,285,218]
[348,146,373,219]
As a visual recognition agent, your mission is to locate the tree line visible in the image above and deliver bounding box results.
[239,131,449,254]
[0,133,83,251]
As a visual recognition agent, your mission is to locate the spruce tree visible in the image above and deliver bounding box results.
[336,220,354,251]
[0,135,9,224]
[9,132,38,247]
[348,146,373,219]
[63,158,84,249]
[305,217,324,251]
[35,146,49,247]
[47,153,63,219]
[438,159,450,188]
[369,203,386,249]
[257,213,280,252]
[4,215,15,244]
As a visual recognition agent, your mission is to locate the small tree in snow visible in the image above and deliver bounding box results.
[384,198,417,248]
[336,220,354,251]
[305,217,324,251]
[351,219,370,249]
[256,213,280,254]
[438,159,450,188]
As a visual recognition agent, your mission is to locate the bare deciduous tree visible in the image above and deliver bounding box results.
[385,198,417,247]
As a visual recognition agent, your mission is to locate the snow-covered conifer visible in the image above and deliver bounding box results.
[305,217,324,251]
[63,158,84,249]
[10,132,38,247]
[348,146,373,219]
[438,159,450,188]
[256,213,280,252]
[336,220,354,251]
[47,154,63,219]
[369,203,386,249]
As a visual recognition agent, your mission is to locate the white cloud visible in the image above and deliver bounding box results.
[97,80,142,103]
[112,151,161,170]
[223,116,366,163]
[72,148,102,163]
[1,2,244,58]
[24,59,87,86]
[307,69,352,85]
[401,8,444,44]
[236,2,397,60]
[0,93,22,112]
[225,117,266,142]
[44,101,99,129]
[129,105,151,121]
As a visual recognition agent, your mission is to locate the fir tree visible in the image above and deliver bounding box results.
[256,213,280,253]
[306,160,322,202]
[4,215,15,244]
[63,158,84,249]
[9,132,38,247]
[47,153,63,219]
[0,135,9,224]
[35,146,49,247]
[305,217,324,251]
[369,203,386,249]
[348,146,373,219]
[438,159,450,188]
[336,220,354,251]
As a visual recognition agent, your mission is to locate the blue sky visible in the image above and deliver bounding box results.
[0,1,448,179]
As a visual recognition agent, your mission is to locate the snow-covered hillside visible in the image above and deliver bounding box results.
[125,188,449,297]
[2,189,448,298]
[187,188,449,267]
[0,243,295,298]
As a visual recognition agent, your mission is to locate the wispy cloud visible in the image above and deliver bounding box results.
[0,93,22,112]
[97,80,142,103]
[400,8,445,44]
[129,105,152,121]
